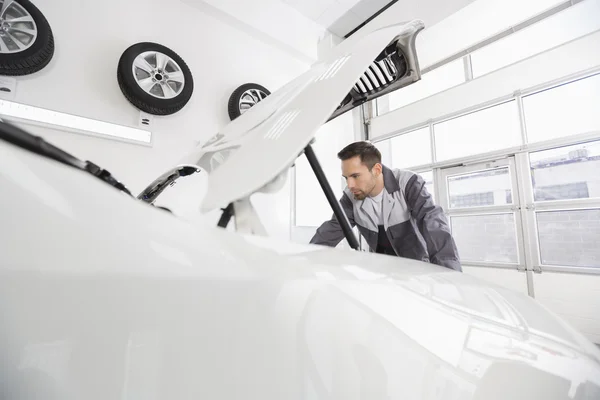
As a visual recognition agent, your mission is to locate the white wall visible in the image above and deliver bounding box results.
[534,272,600,345]
[11,0,311,238]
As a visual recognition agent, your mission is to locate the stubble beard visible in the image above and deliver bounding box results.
[353,178,377,200]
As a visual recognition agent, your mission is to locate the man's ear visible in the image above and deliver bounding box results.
[373,163,383,175]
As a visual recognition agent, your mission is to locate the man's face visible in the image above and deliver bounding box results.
[342,156,380,200]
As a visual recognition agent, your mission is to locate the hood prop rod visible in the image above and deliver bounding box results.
[304,144,360,250]
[217,203,234,228]
[216,144,360,250]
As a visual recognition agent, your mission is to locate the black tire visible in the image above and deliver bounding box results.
[117,42,193,116]
[228,83,271,120]
[0,0,54,76]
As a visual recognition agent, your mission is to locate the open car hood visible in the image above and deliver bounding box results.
[178,20,424,212]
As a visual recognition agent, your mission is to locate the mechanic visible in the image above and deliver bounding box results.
[310,141,461,271]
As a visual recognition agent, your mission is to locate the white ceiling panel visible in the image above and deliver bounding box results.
[338,0,364,9]
[291,0,337,20]
[328,11,363,37]
[350,0,392,19]
[283,0,394,37]
[317,3,349,26]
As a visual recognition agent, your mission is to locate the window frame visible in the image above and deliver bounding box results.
[516,149,600,275]
[370,71,600,275]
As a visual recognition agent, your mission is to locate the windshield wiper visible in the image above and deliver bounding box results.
[0,120,132,196]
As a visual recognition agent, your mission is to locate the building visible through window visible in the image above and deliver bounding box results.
[530,141,600,202]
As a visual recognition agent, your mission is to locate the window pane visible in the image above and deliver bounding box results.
[530,140,600,202]
[447,167,513,209]
[420,170,435,203]
[523,73,600,143]
[389,127,431,168]
[537,209,600,268]
[386,59,464,111]
[295,114,354,226]
[434,102,522,161]
[451,214,519,264]
[471,1,600,77]
[376,138,392,167]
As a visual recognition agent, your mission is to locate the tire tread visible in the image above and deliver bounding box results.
[0,0,55,76]
[227,83,270,120]
[117,42,193,116]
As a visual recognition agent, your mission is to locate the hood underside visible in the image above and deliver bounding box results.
[177,20,424,212]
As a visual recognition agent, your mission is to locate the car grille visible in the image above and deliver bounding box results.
[353,56,399,94]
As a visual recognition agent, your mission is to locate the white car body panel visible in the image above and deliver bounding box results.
[1,22,600,400]
[1,139,600,399]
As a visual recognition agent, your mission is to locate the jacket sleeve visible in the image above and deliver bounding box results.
[404,173,462,271]
[310,192,356,247]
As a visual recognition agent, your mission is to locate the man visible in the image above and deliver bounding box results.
[310,141,461,271]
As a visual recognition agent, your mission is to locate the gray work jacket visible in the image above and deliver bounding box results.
[310,166,462,271]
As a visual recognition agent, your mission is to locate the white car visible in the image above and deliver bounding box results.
[1,21,599,400]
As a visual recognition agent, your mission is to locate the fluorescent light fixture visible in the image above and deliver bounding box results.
[0,99,152,144]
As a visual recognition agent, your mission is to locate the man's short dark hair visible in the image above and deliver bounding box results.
[337,141,382,170]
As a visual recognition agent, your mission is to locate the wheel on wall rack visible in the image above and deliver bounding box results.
[0,0,55,76]
[228,83,271,120]
[117,42,194,116]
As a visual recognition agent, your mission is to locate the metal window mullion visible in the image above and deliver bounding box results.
[537,265,600,276]
[447,206,518,217]
[464,54,474,81]
[502,156,529,273]
[461,262,522,270]
[516,91,529,145]
[357,104,369,141]
[442,157,513,176]
[515,153,542,295]
[429,121,437,164]
[438,167,450,212]
[533,198,600,211]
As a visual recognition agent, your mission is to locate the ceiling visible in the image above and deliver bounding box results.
[182,0,477,64]
[281,0,396,38]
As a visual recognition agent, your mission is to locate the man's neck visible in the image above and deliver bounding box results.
[369,176,385,197]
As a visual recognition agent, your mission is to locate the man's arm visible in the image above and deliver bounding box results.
[310,192,356,247]
[404,173,462,271]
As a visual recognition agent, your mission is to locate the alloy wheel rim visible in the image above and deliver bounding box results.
[0,0,38,54]
[132,51,186,99]
[238,89,267,114]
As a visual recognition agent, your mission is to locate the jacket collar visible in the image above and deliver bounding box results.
[382,164,399,194]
